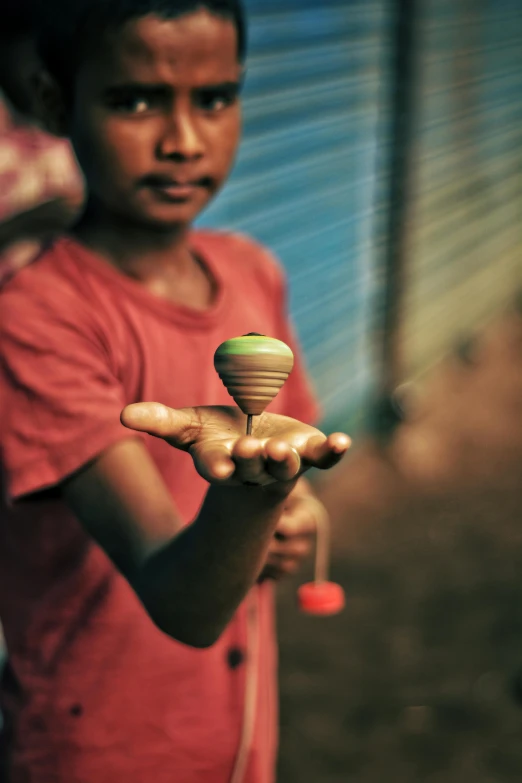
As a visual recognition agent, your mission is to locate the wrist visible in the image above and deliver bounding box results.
[197,483,294,539]
[207,481,292,511]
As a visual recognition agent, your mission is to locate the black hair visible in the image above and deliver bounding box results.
[0,0,40,112]
[0,0,39,41]
[38,0,247,100]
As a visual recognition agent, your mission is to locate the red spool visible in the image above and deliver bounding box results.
[297,581,345,616]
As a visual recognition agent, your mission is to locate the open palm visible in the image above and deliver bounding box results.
[121,403,350,486]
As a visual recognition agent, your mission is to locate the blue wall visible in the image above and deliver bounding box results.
[197,2,391,431]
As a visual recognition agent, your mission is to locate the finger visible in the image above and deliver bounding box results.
[258,564,284,582]
[276,494,326,537]
[265,556,300,577]
[302,432,351,470]
[232,437,266,484]
[278,558,300,575]
[190,443,236,483]
[264,439,301,482]
[269,537,313,559]
[121,403,201,450]
[276,511,318,538]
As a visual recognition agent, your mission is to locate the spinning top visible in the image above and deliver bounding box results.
[213,333,345,617]
[214,333,294,435]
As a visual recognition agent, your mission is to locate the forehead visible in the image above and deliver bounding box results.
[81,11,240,87]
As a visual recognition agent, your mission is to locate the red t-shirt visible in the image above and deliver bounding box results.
[0,232,319,783]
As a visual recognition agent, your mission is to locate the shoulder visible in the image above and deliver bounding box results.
[0,238,95,340]
[2,236,83,296]
[192,229,287,295]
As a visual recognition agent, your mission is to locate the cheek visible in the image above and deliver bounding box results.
[213,114,241,170]
[73,118,152,184]
[97,122,152,176]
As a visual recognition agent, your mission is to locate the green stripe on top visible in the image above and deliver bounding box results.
[215,335,294,359]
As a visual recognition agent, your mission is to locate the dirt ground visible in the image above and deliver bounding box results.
[276,309,522,782]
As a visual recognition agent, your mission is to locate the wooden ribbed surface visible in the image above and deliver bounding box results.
[215,353,294,415]
[216,369,291,414]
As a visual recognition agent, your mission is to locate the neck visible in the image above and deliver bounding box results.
[73,199,195,282]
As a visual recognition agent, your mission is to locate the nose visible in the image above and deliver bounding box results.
[158,106,204,162]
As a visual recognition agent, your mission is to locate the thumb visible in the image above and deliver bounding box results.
[121,403,200,450]
[277,496,326,538]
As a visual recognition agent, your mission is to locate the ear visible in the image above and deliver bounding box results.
[32,70,69,137]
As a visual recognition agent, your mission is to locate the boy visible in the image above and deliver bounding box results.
[0,2,349,782]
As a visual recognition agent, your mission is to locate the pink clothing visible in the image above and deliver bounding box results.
[0,102,83,284]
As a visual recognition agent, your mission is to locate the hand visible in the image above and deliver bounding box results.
[121,404,350,493]
[259,485,326,580]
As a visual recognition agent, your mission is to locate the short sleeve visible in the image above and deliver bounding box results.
[0,278,132,500]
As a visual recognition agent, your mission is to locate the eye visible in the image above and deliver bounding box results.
[111,96,151,114]
[105,90,163,115]
[195,88,238,113]
[126,97,151,114]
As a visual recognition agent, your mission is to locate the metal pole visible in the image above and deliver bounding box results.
[373,0,420,436]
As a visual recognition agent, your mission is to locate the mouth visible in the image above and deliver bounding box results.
[141,174,213,203]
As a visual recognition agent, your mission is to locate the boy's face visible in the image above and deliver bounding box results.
[67,11,242,229]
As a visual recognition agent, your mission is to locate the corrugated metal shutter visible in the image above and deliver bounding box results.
[197,1,391,430]
[400,0,522,379]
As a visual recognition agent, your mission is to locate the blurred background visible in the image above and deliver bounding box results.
[198,0,522,434]
[197,1,522,781]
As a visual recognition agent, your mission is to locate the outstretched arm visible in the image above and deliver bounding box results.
[62,404,349,648]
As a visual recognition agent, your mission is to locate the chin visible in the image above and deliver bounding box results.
[117,204,199,233]
[142,197,211,230]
